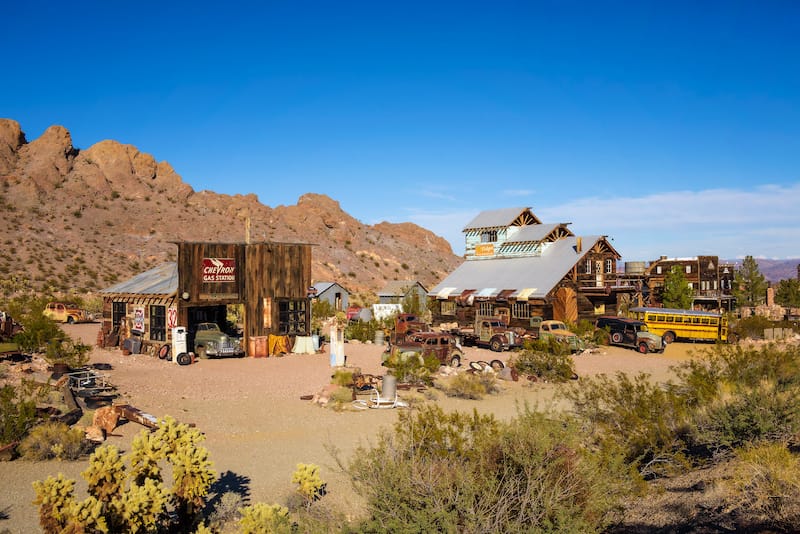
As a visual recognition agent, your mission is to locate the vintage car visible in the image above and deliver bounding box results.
[386,331,464,367]
[192,322,245,358]
[595,316,665,354]
[538,320,585,352]
[43,302,93,324]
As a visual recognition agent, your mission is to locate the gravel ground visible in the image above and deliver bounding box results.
[0,323,703,532]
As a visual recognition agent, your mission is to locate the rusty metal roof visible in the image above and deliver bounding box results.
[100,262,178,296]
[430,236,604,301]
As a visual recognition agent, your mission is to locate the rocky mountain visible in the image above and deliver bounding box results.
[0,119,462,302]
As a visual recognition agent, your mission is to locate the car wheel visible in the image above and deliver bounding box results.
[611,332,623,344]
[176,352,192,366]
[67,316,75,324]
[637,342,649,354]
[490,338,503,352]
[662,331,676,344]
[449,354,461,368]
[490,359,505,371]
[158,344,171,360]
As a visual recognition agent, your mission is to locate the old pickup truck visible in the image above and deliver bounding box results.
[386,331,464,367]
[43,302,93,324]
[192,322,245,358]
[451,316,526,352]
[537,320,585,352]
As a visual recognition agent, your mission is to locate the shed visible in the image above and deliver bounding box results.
[99,241,313,357]
[377,280,429,310]
[311,282,350,312]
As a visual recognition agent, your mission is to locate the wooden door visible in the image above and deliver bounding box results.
[553,287,578,323]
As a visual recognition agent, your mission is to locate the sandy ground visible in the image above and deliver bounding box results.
[0,323,706,532]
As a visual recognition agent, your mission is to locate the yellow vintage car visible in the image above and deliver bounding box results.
[43,302,92,324]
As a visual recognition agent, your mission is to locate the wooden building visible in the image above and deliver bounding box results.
[429,207,634,328]
[99,241,312,355]
[639,255,736,311]
[377,280,429,311]
[311,281,350,312]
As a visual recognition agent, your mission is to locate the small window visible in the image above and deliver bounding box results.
[480,230,497,243]
[479,302,493,316]
[512,302,530,319]
[149,305,166,342]
[277,299,308,335]
[656,266,662,274]
[585,259,592,274]
[686,265,692,273]
[605,259,613,273]
[440,301,456,316]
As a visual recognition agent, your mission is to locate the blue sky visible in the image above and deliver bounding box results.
[4,1,799,261]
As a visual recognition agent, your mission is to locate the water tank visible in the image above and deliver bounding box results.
[625,261,646,275]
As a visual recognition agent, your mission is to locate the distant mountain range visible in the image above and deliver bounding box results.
[735,258,800,284]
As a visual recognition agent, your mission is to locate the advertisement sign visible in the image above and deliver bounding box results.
[133,307,145,332]
[167,307,177,329]
[202,258,236,283]
[475,243,495,257]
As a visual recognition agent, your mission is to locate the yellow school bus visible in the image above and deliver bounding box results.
[628,307,727,344]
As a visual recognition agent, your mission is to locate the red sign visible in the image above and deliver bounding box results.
[202,258,236,283]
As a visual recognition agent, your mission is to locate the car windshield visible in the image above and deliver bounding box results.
[550,323,566,330]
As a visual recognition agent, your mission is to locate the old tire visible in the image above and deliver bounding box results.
[637,342,649,354]
[176,352,192,366]
[67,316,75,324]
[157,344,171,360]
[490,359,505,371]
[662,331,676,344]
[489,337,503,352]
[449,354,461,368]
[611,332,623,344]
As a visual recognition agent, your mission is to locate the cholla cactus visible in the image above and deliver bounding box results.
[238,503,293,534]
[32,473,76,532]
[128,428,166,485]
[82,445,126,502]
[64,496,108,533]
[291,463,326,510]
[118,478,169,533]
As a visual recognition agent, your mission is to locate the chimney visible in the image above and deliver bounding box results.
[766,286,775,307]
[576,237,582,253]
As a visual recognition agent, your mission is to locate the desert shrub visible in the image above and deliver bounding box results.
[0,383,37,446]
[562,372,692,477]
[727,443,800,530]
[509,347,576,382]
[328,386,355,410]
[731,315,775,340]
[345,318,381,343]
[345,405,629,533]
[382,349,435,385]
[207,491,243,531]
[44,336,91,369]
[239,503,293,534]
[331,368,356,387]
[438,371,499,400]
[19,421,87,461]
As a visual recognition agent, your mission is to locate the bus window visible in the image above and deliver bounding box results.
[666,315,674,323]
[674,316,683,324]
[692,317,700,324]
[656,315,665,322]
[710,318,718,326]
[701,318,710,325]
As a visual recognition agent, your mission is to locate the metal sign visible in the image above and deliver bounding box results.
[202,258,236,283]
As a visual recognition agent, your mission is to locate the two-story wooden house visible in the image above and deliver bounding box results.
[429,207,633,328]
[641,255,736,311]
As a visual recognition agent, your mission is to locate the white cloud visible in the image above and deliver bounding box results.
[401,183,800,261]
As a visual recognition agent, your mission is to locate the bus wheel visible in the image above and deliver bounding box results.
[662,331,676,344]
[637,342,649,354]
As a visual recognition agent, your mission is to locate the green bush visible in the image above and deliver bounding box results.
[345,405,629,533]
[731,315,777,340]
[509,346,576,382]
[19,421,87,461]
[0,383,37,446]
[438,371,499,400]
[382,348,437,385]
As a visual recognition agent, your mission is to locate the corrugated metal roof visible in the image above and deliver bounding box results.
[100,262,178,296]
[506,223,560,243]
[430,236,603,300]
[378,280,427,297]
[462,207,532,230]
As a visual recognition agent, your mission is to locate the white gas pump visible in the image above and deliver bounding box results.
[171,326,191,365]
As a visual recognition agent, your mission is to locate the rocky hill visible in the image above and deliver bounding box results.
[0,119,462,301]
